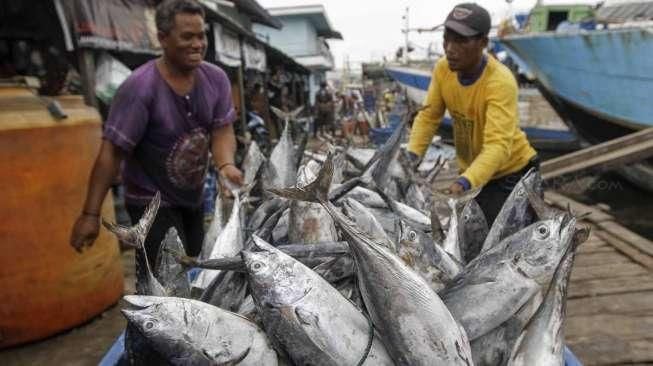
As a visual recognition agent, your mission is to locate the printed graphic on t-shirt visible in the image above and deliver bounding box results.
[451,110,475,164]
[166,128,209,190]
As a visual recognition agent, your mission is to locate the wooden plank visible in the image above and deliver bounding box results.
[568,274,653,298]
[579,238,610,250]
[597,220,653,257]
[577,245,615,254]
[570,262,647,282]
[574,251,631,268]
[567,337,653,365]
[541,127,653,180]
[566,313,653,341]
[567,291,653,317]
[595,229,653,271]
[544,191,613,223]
[576,245,616,255]
[542,127,653,172]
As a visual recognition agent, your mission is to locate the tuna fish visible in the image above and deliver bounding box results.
[200,185,223,260]
[122,295,278,365]
[242,140,265,186]
[268,155,473,366]
[243,236,394,366]
[508,247,576,366]
[262,117,297,192]
[103,192,166,296]
[289,161,338,244]
[441,212,577,340]
[192,193,245,290]
[155,228,190,298]
[481,168,542,252]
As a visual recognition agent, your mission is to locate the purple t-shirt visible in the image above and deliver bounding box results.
[103,60,236,208]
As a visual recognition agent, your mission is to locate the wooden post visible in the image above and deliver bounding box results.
[237,65,247,136]
[237,36,247,138]
[77,49,98,109]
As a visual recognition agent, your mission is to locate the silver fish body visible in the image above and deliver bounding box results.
[289,161,338,244]
[470,290,544,366]
[481,168,542,252]
[243,236,394,366]
[397,220,454,292]
[508,248,576,366]
[267,157,473,366]
[338,208,473,365]
[247,197,288,235]
[155,228,191,298]
[192,194,244,290]
[342,198,395,251]
[458,199,488,264]
[200,188,223,260]
[442,214,576,340]
[122,295,278,366]
[263,121,297,192]
[242,140,265,186]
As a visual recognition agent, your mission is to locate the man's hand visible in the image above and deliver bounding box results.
[70,214,100,252]
[448,181,465,196]
[405,151,421,172]
[220,164,244,187]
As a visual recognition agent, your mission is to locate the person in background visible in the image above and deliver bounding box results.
[314,81,335,136]
[69,0,243,293]
[407,3,539,226]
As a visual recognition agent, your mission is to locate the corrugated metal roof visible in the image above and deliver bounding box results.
[597,1,653,21]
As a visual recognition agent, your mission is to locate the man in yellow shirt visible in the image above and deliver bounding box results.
[407,3,539,225]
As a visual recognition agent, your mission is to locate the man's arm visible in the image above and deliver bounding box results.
[211,123,243,186]
[460,81,517,188]
[407,65,446,158]
[70,140,125,252]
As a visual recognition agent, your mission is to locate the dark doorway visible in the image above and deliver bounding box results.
[547,11,569,31]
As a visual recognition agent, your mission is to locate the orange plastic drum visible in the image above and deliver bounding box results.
[0,87,123,348]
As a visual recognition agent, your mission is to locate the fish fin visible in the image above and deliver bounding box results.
[251,234,277,252]
[101,219,137,248]
[268,153,334,203]
[572,225,591,248]
[290,105,304,119]
[102,192,160,247]
[139,191,161,238]
[164,247,197,268]
[270,105,287,121]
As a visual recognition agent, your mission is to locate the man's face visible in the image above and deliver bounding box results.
[443,29,487,73]
[159,13,207,71]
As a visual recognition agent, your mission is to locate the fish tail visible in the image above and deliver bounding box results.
[267,153,334,203]
[102,191,161,248]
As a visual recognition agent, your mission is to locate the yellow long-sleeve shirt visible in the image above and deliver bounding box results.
[408,56,536,188]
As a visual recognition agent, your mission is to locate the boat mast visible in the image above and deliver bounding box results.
[402,6,410,65]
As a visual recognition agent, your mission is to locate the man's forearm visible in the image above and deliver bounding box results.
[82,140,124,215]
[211,123,237,168]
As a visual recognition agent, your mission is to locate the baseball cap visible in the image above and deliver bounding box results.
[444,3,491,37]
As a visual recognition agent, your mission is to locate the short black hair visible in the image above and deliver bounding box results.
[155,0,205,34]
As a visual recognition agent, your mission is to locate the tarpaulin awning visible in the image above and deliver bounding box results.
[243,40,266,72]
[61,0,161,54]
[213,23,242,67]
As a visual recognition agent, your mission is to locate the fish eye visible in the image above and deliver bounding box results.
[536,224,550,238]
[409,231,417,241]
[144,320,155,330]
[252,261,266,272]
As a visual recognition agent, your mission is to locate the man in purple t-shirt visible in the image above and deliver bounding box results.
[70,0,243,290]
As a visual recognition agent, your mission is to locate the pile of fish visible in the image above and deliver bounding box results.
[105,109,589,366]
